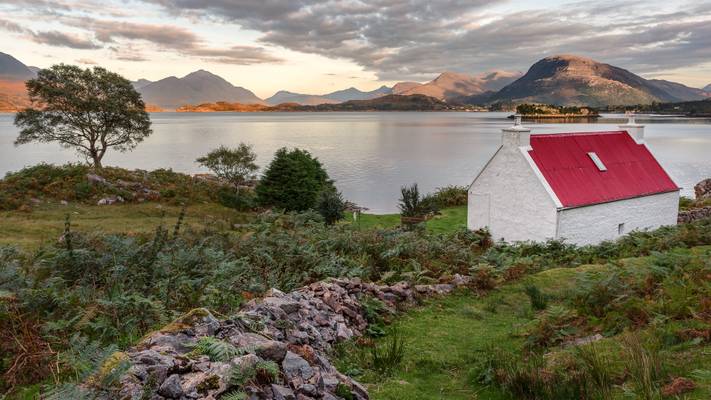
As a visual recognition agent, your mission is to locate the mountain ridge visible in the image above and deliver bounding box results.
[486,54,708,106]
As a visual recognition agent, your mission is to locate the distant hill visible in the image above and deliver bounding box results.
[392,82,422,94]
[265,91,338,106]
[487,55,707,107]
[175,94,453,112]
[138,70,264,110]
[265,85,393,105]
[131,79,153,90]
[395,71,521,101]
[704,84,711,93]
[0,52,35,81]
[646,79,708,102]
[620,98,711,117]
[324,85,392,102]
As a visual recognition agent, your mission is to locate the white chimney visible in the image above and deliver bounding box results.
[502,114,531,148]
[620,111,645,142]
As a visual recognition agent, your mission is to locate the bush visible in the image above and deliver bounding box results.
[398,183,424,217]
[524,284,548,311]
[430,185,468,207]
[195,143,258,186]
[218,187,257,211]
[256,148,333,211]
[317,189,346,225]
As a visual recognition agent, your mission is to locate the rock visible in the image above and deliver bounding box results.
[256,340,288,362]
[272,384,296,400]
[567,333,604,347]
[695,178,711,199]
[282,351,314,381]
[263,296,302,314]
[336,323,353,341]
[158,374,183,398]
[87,173,107,185]
[97,195,124,205]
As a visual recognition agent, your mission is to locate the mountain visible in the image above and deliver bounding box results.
[286,94,450,111]
[392,82,422,94]
[704,84,711,93]
[324,85,392,102]
[265,85,393,105]
[646,80,708,102]
[0,52,35,81]
[488,55,704,107]
[265,91,338,106]
[395,70,522,101]
[138,70,263,110]
[131,79,153,90]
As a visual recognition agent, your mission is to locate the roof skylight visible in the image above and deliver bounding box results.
[587,152,607,171]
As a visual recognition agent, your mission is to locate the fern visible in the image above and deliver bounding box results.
[190,336,241,362]
[221,391,247,400]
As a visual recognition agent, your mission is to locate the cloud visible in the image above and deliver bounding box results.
[148,0,711,79]
[30,30,100,49]
[76,58,98,64]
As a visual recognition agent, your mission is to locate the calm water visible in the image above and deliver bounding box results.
[1,112,710,213]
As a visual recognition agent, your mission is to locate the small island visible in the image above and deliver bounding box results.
[511,103,600,121]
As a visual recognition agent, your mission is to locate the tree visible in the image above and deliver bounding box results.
[317,188,346,225]
[14,64,151,168]
[256,147,333,211]
[196,144,258,185]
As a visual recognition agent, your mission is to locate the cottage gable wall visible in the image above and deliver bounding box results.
[468,145,558,242]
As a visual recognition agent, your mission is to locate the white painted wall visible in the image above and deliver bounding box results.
[557,191,680,245]
[468,144,558,242]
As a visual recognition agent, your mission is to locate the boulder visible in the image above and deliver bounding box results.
[158,374,183,398]
[695,178,711,199]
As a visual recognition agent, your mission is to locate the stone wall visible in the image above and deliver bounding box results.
[99,276,471,400]
[678,206,711,224]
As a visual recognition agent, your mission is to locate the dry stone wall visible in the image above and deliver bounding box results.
[103,276,472,400]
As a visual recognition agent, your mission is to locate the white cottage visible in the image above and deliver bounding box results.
[467,115,680,245]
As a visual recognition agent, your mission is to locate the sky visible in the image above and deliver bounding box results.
[1,0,710,98]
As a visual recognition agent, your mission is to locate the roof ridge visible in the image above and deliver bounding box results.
[532,131,627,138]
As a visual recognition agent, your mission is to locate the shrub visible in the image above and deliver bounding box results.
[195,143,258,186]
[430,185,468,207]
[256,147,333,211]
[398,183,424,217]
[317,189,346,225]
[524,284,548,311]
[218,187,257,211]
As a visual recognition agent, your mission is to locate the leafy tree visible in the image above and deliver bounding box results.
[317,188,346,225]
[256,147,333,211]
[14,64,151,168]
[196,144,258,185]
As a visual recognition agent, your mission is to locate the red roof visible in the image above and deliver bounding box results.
[528,131,678,208]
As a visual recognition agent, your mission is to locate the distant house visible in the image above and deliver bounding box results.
[467,115,680,245]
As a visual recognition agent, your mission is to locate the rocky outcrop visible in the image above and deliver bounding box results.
[99,276,471,399]
[678,206,711,224]
[695,179,711,200]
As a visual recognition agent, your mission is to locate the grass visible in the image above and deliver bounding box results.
[336,249,711,400]
[351,206,467,234]
[0,202,250,249]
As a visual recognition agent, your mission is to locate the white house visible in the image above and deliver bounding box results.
[467,115,680,245]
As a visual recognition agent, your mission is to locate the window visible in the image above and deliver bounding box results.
[588,152,607,171]
[618,223,625,235]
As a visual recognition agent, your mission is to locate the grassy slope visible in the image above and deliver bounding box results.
[0,203,249,249]
[351,206,467,233]
[1,205,467,249]
[343,249,711,400]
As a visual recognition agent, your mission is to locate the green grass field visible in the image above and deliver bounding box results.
[1,204,467,249]
[350,206,467,233]
[0,203,250,249]
[337,248,711,399]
